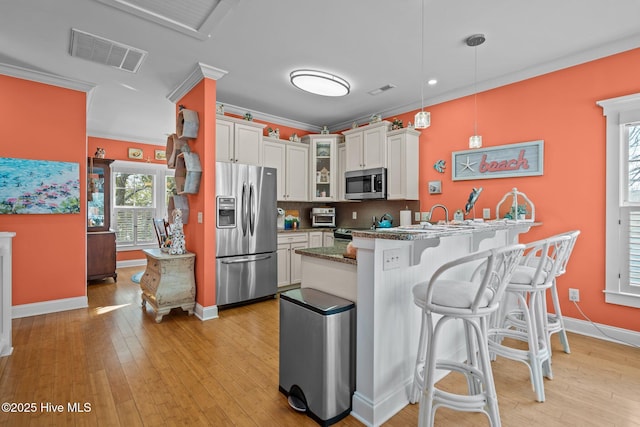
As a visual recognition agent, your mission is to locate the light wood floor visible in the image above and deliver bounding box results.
[1,266,639,426]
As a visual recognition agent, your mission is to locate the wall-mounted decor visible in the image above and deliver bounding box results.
[128,148,143,159]
[428,180,442,194]
[433,159,446,173]
[0,158,80,214]
[154,150,166,161]
[452,140,544,181]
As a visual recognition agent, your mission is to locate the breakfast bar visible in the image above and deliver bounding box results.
[299,221,537,427]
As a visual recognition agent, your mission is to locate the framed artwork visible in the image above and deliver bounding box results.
[428,180,442,194]
[128,147,144,159]
[154,150,166,161]
[452,140,544,181]
[0,157,80,214]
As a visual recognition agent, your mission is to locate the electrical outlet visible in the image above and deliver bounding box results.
[352,211,357,220]
[483,208,491,219]
[569,288,580,302]
[415,212,421,222]
[198,212,203,223]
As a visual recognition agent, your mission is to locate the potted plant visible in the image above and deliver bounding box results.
[504,204,528,220]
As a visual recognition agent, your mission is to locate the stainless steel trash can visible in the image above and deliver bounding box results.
[279,288,355,427]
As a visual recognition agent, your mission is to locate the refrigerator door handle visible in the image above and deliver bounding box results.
[221,254,272,264]
[249,183,256,235]
[241,182,248,236]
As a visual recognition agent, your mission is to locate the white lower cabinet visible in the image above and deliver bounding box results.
[323,232,335,247]
[277,233,308,287]
[308,231,323,248]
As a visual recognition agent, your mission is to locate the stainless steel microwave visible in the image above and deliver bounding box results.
[345,167,387,200]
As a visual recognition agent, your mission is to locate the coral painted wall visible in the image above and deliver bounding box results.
[0,75,87,306]
[406,47,640,332]
[87,136,166,263]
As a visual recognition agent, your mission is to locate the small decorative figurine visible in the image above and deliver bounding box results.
[289,133,300,142]
[352,122,358,129]
[433,160,446,173]
[216,103,224,114]
[465,187,483,216]
[370,114,381,124]
[321,126,330,134]
[243,112,253,121]
[267,127,279,138]
[407,121,413,129]
[94,147,105,158]
[391,118,403,130]
[169,208,186,255]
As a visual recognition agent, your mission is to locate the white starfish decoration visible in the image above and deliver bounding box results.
[460,156,477,172]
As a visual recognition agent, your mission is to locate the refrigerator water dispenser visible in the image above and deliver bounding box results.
[216,196,236,228]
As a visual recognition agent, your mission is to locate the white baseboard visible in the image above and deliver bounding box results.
[195,303,218,321]
[12,296,88,319]
[116,259,147,268]
[564,315,640,347]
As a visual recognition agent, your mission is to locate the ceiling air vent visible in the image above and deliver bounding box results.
[368,84,396,96]
[69,28,147,73]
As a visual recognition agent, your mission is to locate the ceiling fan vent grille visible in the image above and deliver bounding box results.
[69,28,147,73]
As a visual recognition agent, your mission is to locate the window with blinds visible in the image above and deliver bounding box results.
[600,93,640,308]
[111,162,175,251]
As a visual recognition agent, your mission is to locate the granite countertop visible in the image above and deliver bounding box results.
[278,227,333,233]
[351,220,541,241]
[295,240,356,265]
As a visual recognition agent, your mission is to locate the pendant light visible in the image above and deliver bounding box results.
[414,0,430,129]
[467,34,485,148]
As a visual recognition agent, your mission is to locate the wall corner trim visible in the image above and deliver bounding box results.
[195,303,218,321]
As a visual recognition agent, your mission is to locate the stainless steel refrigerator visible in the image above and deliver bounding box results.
[216,162,277,306]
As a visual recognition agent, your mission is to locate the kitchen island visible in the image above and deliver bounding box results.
[296,239,357,303]
[300,220,538,427]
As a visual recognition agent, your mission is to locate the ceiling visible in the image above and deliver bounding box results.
[2,0,640,145]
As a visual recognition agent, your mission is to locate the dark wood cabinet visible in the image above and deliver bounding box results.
[87,157,117,282]
[87,231,117,281]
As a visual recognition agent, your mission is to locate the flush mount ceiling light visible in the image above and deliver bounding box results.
[290,69,350,97]
[415,0,431,130]
[467,33,486,148]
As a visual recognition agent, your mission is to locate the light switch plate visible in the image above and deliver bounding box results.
[383,249,401,270]
[415,212,421,222]
[198,212,203,223]
[483,208,491,219]
[352,211,357,220]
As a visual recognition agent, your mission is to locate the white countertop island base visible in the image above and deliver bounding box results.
[349,222,535,426]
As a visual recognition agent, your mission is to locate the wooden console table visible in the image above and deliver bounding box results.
[140,248,196,323]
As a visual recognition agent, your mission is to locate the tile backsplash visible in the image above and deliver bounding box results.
[277,200,420,229]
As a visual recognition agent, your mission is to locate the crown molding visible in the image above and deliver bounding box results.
[167,62,228,103]
[88,129,166,146]
[0,62,95,93]
[219,102,322,133]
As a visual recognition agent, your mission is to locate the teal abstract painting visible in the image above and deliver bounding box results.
[0,158,80,214]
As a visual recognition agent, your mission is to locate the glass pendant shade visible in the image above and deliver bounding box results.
[415,111,430,129]
[469,135,482,149]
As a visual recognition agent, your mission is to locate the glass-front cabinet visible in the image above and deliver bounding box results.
[87,158,114,232]
[302,134,343,201]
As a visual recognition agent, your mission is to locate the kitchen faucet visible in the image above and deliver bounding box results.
[429,204,449,224]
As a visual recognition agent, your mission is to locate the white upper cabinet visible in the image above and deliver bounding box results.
[302,134,343,202]
[216,115,265,165]
[386,128,420,200]
[342,121,390,172]
[262,137,309,201]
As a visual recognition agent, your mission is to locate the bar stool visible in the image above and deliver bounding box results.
[547,230,580,354]
[410,244,525,427]
[488,234,572,403]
